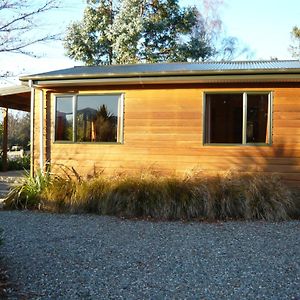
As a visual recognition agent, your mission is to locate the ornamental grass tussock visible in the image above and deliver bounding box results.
[4,169,50,210]
[3,168,297,221]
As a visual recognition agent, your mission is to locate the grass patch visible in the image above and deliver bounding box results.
[3,169,298,221]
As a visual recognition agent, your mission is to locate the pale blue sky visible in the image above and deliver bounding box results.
[0,0,299,86]
[220,0,300,59]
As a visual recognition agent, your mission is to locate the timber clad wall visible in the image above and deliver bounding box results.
[33,84,300,188]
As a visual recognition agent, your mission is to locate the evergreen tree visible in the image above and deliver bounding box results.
[64,0,115,65]
[139,0,198,62]
[110,0,143,64]
[289,26,300,59]
[180,16,215,62]
[63,0,240,65]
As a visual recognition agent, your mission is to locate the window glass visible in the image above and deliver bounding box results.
[247,94,269,143]
[76,95,119,142]
[55,96,73,141]
[205,94,243,143]
[205,92,270,145]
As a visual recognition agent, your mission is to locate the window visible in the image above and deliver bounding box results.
[55,96,73,141]
[55,94,123,143]
[204,92,271,145]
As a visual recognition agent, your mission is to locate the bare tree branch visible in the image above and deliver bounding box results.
[0,1,57,31]
[0,0,60,55]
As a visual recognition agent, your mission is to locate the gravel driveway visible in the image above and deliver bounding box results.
[0,211,299,299]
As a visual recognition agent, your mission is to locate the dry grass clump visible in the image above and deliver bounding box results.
[41,176,75,212]
[4,168,297,221]
[103,174,167,218]
[194,173,246,220]
[242,173,294,221]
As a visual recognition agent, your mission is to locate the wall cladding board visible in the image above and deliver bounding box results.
[32,85,300,186]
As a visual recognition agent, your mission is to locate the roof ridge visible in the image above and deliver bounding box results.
[72,59,300,68]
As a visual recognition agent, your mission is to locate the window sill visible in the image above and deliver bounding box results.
[203,143,272,147]
[53,141,124,145]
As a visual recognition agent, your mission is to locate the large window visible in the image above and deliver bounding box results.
[204,92,271,145]
[55,94,123,143]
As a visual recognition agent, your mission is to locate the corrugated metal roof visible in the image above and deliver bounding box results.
[20,60,300,82]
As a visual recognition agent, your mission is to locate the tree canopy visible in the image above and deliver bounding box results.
[289,26,300,59]
[64,0,243,65]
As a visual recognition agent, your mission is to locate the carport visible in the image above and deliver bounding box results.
[0,85,31,171]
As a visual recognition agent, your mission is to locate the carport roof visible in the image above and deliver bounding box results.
[0,85,31,112]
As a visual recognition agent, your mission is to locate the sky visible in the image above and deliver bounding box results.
[0,0,299,87]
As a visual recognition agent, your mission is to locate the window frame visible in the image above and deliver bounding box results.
[203,91,273,146]
[53,93,124,144]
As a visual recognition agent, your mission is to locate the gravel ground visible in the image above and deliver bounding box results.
[0,211,299,300]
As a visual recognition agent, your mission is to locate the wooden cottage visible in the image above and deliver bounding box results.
[19,60,300,188]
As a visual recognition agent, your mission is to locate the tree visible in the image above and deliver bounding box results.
[0,112,30,149]
[64,0,115,65]
[289,26,300,59]
[94,105,116,141]
[110,0,201,63]
[0,0,59,56]
[180,13,215,62]
[64,0,240,65]
[109,0,143,64]
[139,0,198,62]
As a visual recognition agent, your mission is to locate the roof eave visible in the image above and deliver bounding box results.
[19,68,300,82]
[28,74,300,88]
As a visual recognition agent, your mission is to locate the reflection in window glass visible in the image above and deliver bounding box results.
[76,95,119,142]
[247,94,269,143]
[205,94,243,144]
[205,93,270,145]
[55,96,73,141]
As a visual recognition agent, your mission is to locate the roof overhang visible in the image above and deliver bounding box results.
[27,73,300,88]
[0,85,31,111]
[19,60,300,88]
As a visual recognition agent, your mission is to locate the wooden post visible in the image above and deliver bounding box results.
[29,83,35,178]
[2,108,8,172]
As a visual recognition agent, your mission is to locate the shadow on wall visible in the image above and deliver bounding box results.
[224,145,300,214]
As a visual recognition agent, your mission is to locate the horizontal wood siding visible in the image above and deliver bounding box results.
[33,84,300,188]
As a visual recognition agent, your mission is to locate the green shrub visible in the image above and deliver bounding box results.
[8,155,30,170]
[4,169,50,209]
[0,155,30,171]
[3,168,297,221]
